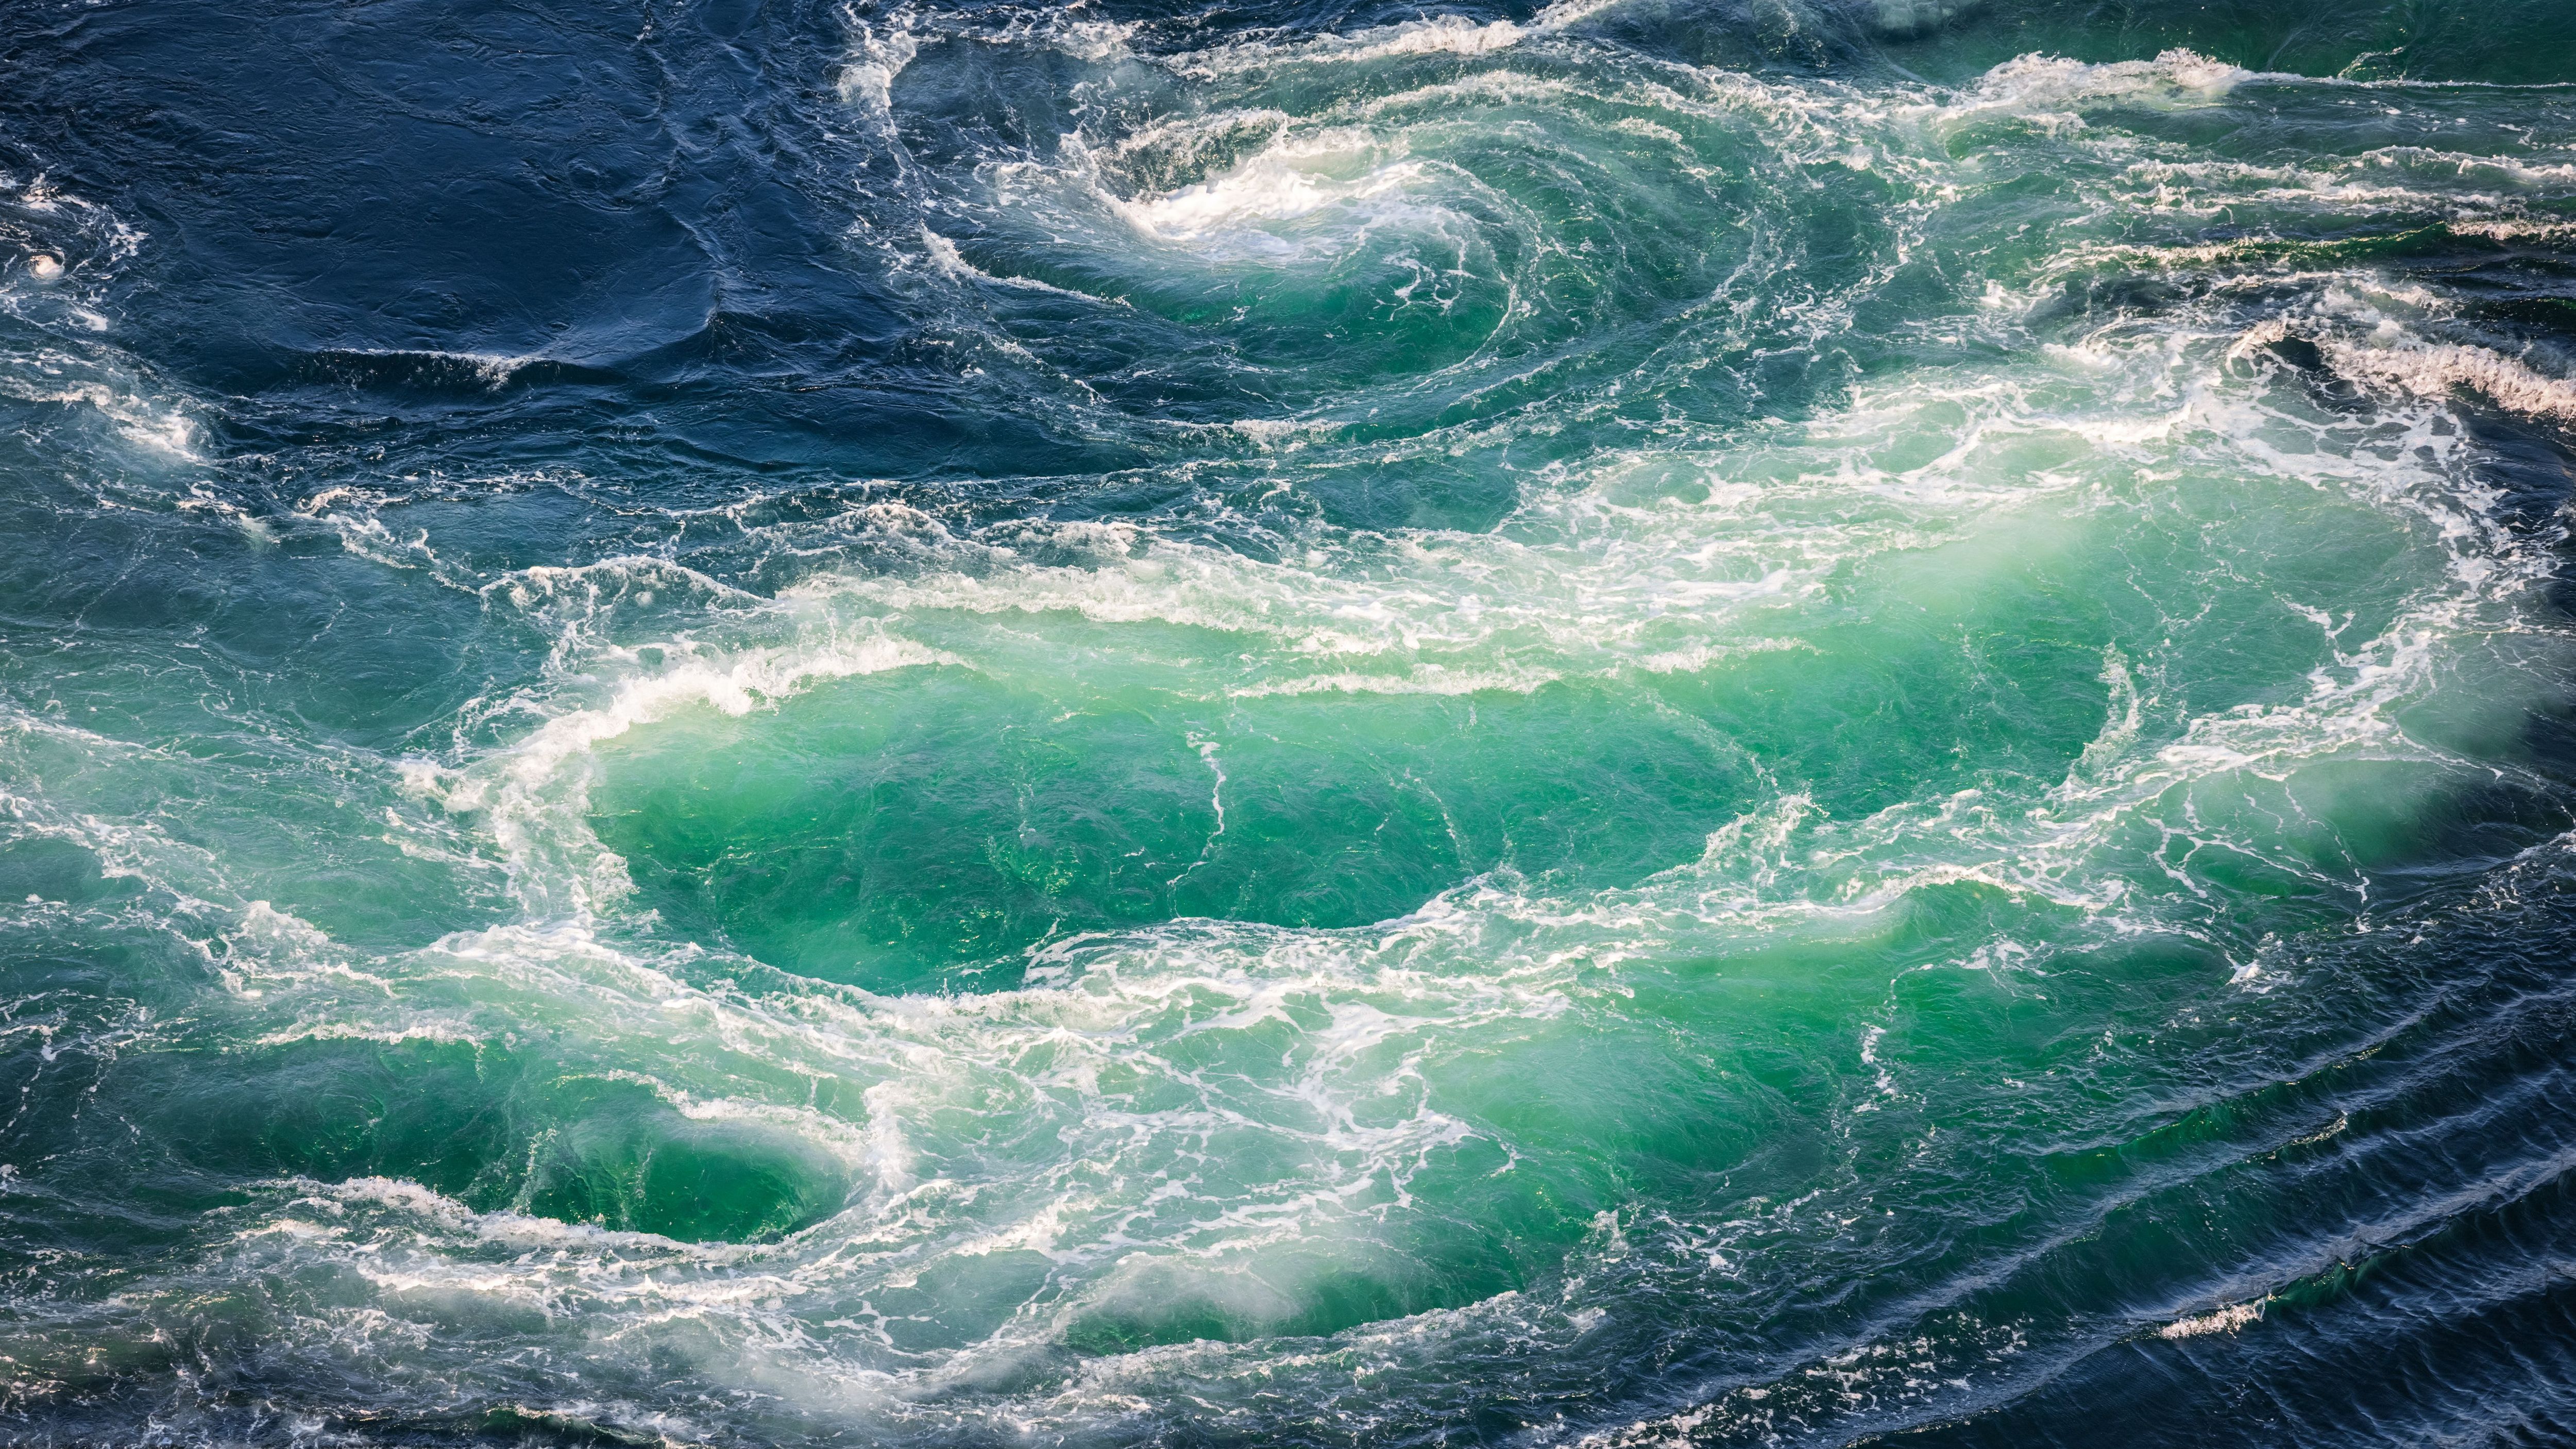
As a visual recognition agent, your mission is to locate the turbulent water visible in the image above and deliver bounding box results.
[7,0,2576,1443]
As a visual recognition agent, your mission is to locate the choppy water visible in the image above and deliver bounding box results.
[6,0,2576,1443]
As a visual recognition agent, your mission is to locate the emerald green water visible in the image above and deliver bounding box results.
[6,0,2576,1442]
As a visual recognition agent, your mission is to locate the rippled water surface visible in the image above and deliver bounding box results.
[6,0,2576,1443]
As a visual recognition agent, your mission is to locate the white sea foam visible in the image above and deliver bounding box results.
[1171,0,1625,78]
[1174,13,1527,77]
[1963,48,2253,115]
[2326,335,2576,423]
[837,24,918,113]
[0,372,200,459]
[330,346,537,386]
[1108,128,1462,258]
[2159,1299,2265,1338]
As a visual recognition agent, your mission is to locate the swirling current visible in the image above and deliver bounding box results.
[7,0,2576,1443]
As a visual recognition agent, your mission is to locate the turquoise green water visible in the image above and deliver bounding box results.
[6,0,2576,1442]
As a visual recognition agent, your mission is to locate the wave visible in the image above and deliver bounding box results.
[7,3,2576,1444]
